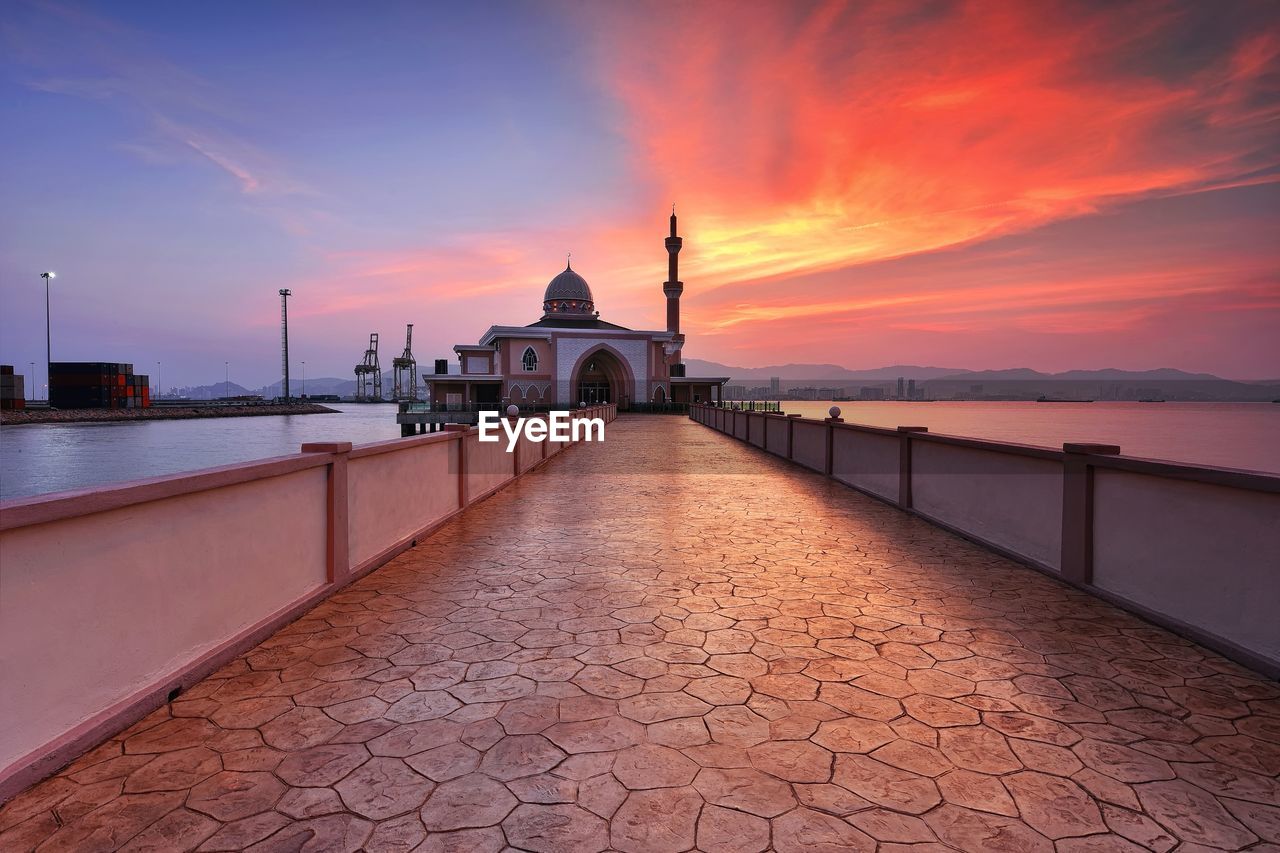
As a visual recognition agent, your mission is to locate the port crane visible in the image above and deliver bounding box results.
[354,333,382,401]
[392,324,418,401]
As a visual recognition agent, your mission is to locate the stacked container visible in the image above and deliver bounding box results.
[0,365,25,410]
[49,363,151,409]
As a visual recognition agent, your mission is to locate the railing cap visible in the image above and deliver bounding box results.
[897,426,929,433]
[301,441,352,454]
[1063,442,1121,455]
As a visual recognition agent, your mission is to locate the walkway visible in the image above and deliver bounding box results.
[2,416,1278,852]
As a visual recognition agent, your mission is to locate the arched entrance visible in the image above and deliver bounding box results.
[572,348,629,406]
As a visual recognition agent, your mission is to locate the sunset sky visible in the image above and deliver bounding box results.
[1,0,1277,388]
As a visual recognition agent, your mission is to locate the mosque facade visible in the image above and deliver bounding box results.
[427,211,728,409]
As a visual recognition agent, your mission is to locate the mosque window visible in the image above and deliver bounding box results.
[522,347,538,372]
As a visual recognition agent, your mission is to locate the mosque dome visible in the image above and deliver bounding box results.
[542,261,595,315]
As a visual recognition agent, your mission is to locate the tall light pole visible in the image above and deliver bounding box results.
[279,289,292,401]
[156,361,161,400]
[225,361,229,395]
[40,272,55,401]
[301,361,306,398]
[28,362,35,403]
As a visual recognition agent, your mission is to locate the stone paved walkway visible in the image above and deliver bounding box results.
[3,416,1279,852]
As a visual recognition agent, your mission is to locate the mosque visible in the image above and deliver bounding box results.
[427,211,728,409]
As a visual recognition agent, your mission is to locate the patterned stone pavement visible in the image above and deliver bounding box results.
[3,415,1279,852]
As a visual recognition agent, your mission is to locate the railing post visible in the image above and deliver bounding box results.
[787,413,801,459]
[896,427,928,509]
[1061,443,1121,584]
[444,425,470,508]
[823,414,843,476]
[301,442,352,583]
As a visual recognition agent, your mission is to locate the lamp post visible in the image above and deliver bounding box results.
[28,361,34,403]
[40,272,54,401]
[301,361,306,398]
[225,361,229,396]
[156,361,161,400]
[279,289,292,401]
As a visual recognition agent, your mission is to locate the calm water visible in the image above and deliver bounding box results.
[1,402,1277,500]
[1,404,403,500]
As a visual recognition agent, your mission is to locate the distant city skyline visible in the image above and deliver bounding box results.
[2,1,1278,389]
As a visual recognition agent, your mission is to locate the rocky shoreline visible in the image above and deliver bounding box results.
[1,403,339,425]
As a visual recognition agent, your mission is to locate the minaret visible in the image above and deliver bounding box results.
[664,207,684,360]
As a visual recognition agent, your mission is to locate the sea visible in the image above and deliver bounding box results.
[1,401,1276,501]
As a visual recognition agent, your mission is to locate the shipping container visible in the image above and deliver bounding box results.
[49,361,151,409]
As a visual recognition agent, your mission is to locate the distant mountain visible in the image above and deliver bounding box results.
[1053,368,1223,381]
[934,367,1226,382]
[683,359,1244,384]
[682,359,966,381]
[925,370,1278,402]
[171,381,256,400]
[176,377,363,399]
[934,368,1047,381]
[177,364,1278,402]
[679,360,1277,401]
[256,377,363,398]
[179,367,455,400]
[252,372,436,399]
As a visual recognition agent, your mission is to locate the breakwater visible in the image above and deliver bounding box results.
[1,402,337,426]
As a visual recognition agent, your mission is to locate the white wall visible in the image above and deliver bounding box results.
[0,404,616,800]
[348,439,461,568]
[0,466,329,773]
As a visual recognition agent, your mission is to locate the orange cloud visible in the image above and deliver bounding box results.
[263,2,1277,378]
[576,1,1278,346]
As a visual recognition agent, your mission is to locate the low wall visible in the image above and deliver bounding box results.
[690,403,1279,677]
[764,415,789,456]
[832,426,899,502]
[747,413,767,448]
[348,437,459,570]
[0,404,615,802]
[910,439,1063,571]
[791,420,828,473]
[1091,465,1280,666]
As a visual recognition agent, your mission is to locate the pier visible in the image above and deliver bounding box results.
[1,413,1278,851]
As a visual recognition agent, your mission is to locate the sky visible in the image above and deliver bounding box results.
[1,0,1277,391]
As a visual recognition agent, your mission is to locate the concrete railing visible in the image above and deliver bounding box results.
[0,404,615,801]
[690,403,1280,678]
